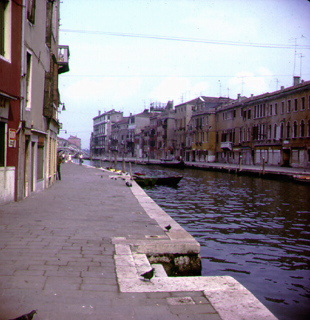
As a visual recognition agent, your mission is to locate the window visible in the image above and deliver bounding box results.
[0,0,10,59]
[294,99,298,112]
[281,101,285,114]
[25,51,32,109]
[263,104,266,117]
[300,120,305,137]
[267,125,272,139]
[301,97,305,110]
[37,145,44,180]
[274,103,278,115]
[274,124,278,140]
[0,121,5,166]
[27,0,36,24]
[286,122,291,139]
[293,121,298,138]
[287,100,291,113]
[280,123,284,139]
[252,126,258,140]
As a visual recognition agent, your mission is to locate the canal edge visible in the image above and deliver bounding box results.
[121,172,278,320]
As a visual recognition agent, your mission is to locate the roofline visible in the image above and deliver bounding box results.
[218,80,310,111]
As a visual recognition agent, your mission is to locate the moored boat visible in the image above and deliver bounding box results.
[133,176,157,187]
[159,159,185,169]
[293,174,310,184]
[133,174,183,187]
[155,175,183,186]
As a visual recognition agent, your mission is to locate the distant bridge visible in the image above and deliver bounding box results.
[57,146,89,159]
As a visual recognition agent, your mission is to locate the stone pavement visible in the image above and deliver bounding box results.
[0,162,277,320]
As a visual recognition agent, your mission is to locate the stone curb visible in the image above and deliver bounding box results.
[106,171,278,320]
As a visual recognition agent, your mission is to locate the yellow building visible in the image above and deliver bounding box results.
[187,97,232,162]
[215,78,310,168]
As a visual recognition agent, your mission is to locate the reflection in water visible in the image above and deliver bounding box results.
[90,160,309,320]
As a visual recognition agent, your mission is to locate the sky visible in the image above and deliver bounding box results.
[58,0,310,149]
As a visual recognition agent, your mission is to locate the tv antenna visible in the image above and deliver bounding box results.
[275,78,279,90]
[299,53,304,77]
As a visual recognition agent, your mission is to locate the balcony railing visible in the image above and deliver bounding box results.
[221,141,233,150]
[58,45,70,74]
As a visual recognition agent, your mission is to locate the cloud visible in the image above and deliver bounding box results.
[228,68,274,97]
[149,77,211,103]
[62,76,142,105]
[150,77,191,102]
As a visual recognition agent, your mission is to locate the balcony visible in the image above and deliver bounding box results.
[58,45,70,74]
[221,141,233,150]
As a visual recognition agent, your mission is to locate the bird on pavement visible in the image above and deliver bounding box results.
[140,268,155,281]
[165,224,171,232]
[9,310,37,320]
[126,181,132,187]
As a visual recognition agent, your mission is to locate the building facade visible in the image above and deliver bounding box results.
[0,0,69,204]
[0,0,23,203]
[67,135,81,149]
[216,78,310,167]
[110,117,129,157]
[90,79,310,169]
[187,97,232,162]
[90,109,123,158]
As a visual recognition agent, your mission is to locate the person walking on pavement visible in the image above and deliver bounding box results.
[57,153,63,180]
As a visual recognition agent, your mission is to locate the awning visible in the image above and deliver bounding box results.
[0,91,18,100]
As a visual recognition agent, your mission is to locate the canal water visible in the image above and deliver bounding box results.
[90,160,309,320]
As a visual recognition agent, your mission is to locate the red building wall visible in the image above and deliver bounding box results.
[0,1,23,168]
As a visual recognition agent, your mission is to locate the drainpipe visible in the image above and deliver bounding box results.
[16,0,27,201]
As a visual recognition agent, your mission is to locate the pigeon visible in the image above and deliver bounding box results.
[165,224,171,232]
[140,268,155,281]
[126,181,132,187]
[10,310,37,320]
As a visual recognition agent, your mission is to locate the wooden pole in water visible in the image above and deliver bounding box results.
[114,153,117,169]
[129,162,132,180]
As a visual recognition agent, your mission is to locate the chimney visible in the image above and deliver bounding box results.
[281,86,285,90]
[98,110,101,116]
[237,93,241,101]
[293,76,300,86]
[251,94,254,99]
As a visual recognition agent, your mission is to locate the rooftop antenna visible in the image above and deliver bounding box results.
[275,78,279,90]
[291,35,306,77]
[227,87,230,98]
[293,38,297,76]
[299,53,304,77]
[180,93,184,103]
[241,77,245,96]
[218,80,222,97]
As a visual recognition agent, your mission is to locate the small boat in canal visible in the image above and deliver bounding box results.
[159,159,185,169]
[292,174,310,184]
[133,174,183,187]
